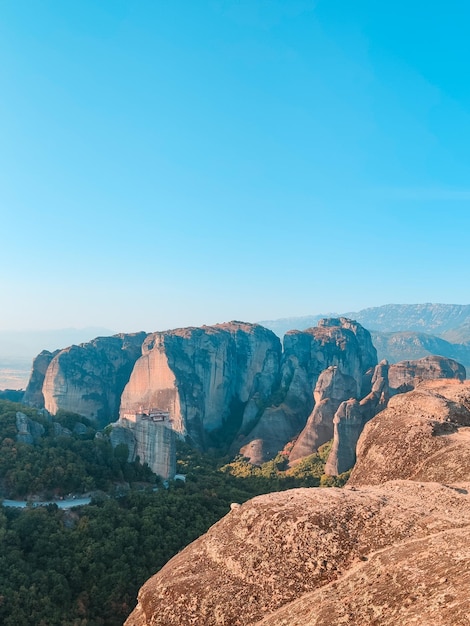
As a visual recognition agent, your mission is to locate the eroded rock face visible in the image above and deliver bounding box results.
[257,525,470,626]
[324,360,390,475]
[125,481,470,626]
[324,398,364,476]
[23,349,60,407]
[42,333,146,427]
[348,379,470,486]
[325,358,467,476]
[15,411,45,444]
[110,418,176,479]
[289,366,358,463]
[239,318,377,464]
[120,322,282,449]
[388,355,466,394]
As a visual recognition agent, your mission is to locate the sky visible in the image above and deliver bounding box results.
[1,0,470,333]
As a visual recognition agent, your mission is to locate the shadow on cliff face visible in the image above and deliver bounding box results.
[204,396,247,452]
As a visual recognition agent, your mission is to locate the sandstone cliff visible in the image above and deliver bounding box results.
[120,322,281,449]
[288,366,357,463]
[388,354,466,393]
[349,379,470,486]
[23,349,60,407]
[110,417,176,479]
[239,318,377,464]
[324,356,466,476]
[125,380,470,626]
[125,481,470,626]
[41,333,147,427]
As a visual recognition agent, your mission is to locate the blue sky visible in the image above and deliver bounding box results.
[1,0,469,333]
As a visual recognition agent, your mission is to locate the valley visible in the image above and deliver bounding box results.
[0,304,469,625]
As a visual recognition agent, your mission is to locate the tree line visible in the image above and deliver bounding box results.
[0,399,348,625]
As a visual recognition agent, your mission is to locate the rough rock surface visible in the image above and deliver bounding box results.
[289,367,357,463]
[256,525,470,626]
[388,354,466,393]
[325,358,467,476]
[41,333,146,427]
[324,398,364,476]
[125,480,470,626]
[324,361,390,475]
[348,379,470,486]
[239,318,377,464]
[15,411,45,444]
[120,322,281,449]
[23,349,60,407]
[110,418,176,479]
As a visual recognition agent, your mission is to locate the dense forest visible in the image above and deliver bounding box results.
[0,399,348,625]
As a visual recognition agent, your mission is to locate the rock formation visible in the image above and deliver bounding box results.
[15,411,45,444]
[324,360,389,475]
[110,413,176,479]
[388,354,466,393]
[288,366,357,463]
[125,480,470,626]
[348,379,470,486]
[120,322,282,449]
[23,319,469,481]
[125,380,470,626]
[23,349,60,407]
[324,357,466,476]
[238,318,377,464]
[40,333,147,427]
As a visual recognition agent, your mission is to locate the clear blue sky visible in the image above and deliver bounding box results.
[1,0,469,333]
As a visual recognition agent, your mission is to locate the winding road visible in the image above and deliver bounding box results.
[2,497,92,509]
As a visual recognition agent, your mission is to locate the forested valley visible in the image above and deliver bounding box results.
[0,399,347,625]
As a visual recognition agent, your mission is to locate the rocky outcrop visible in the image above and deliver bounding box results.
[23,349,60,407]
[261,304,470,373]
[358,359,390,422]
[125,480,470,626]
[324,360,389,475]
[288,367,357,463]
[16,411,45,444]
[24,319,378,463]
[324,398,364,476]
[257,525,470,626]
[110,417,176,479]
[120,322,281,449]
[348,379,470,486]
[388,354,466,393]
[238,318,377,464]
[41,333,146,427]
[125,379,470,626]
[325,358,466,476]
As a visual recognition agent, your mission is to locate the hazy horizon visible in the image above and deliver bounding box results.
[1,1,469,333]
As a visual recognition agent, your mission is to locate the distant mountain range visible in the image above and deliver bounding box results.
[2,304,470,390]
[259,303,470,372]
[259,303,470,338]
